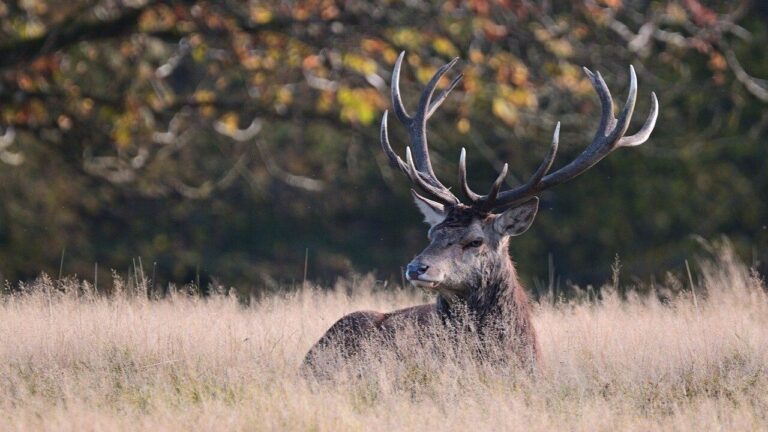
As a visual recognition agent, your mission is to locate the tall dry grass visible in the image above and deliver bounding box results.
[1,246,767,431]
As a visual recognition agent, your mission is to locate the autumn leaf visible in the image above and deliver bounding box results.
[337,87,381,125]
[218,112,240,135]
[432,38,459,58]
[492,97,519,126]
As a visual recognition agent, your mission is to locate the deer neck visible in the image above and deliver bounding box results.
[436,252,523,325]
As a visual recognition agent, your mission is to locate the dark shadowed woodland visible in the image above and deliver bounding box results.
[0,0,766,293]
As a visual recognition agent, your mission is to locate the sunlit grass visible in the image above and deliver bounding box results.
[1,246,766,431]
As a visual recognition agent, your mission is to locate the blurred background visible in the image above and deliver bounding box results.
[0,0,766,294]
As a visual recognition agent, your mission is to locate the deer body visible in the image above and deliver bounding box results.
[304,206,541,370]
[303,52,658,375]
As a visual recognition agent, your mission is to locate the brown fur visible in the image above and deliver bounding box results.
[302,205,540,376]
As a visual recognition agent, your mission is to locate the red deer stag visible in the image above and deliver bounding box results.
[303,52,658,373]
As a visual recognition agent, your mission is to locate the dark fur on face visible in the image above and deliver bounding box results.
[434,204,486,228]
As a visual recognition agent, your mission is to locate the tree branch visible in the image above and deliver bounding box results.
[0,2,160,69]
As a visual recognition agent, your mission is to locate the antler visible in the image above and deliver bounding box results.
[461,65,659,211]
[380,52,463,206]
[380,53,659,213]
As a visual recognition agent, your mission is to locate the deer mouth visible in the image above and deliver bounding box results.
[408,277,441,290]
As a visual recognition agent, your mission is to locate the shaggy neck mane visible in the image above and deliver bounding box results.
[435,249,537,354]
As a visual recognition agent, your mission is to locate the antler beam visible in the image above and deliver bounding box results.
[461,65,658,211]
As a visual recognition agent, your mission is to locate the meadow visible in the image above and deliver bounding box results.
[1,245,767,431]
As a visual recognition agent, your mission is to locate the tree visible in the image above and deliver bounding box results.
[0,0,766,290]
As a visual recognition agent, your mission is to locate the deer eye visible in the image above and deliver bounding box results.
[463,239,483,249]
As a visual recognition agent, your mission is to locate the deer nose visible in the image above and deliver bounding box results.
[406,262,429,280]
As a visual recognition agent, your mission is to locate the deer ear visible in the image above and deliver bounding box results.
[494,198,539,236]
[411,190,447,227]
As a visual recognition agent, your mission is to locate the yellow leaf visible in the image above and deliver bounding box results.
[508,88,537,109]
[382,47,398,64]
[276,87,293,105]
[391,28,423,49]
[337,88,379,125]
[343,54,377,76]
[192,44,207,62]
[250,7,273,24]
[81,98,94,114]
[457,118,470,134]
[510,66,529,86]
[219,112,239,135]
[547,39,574,58]
[416,66,438,84]
[433,38,459,57]
[194,90,215,103]
[113,122,132,149]
[492,97,519,126]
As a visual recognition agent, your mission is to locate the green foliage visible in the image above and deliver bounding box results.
[0,0,766,289]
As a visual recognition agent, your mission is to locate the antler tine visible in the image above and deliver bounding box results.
[410,189,446,212]
[406,147,460,205]
[618,92,658,147]
[380,110,409,175]
[584,68,615,135]
[524,122,561,187]
[605,65,637,145]
[391,52,412,124]
[459,148,484,203]
[483,65,657,209]
[483,163,509,210]
[427,74,463,119]
[416,57,460,117]
[460,147,514,210]
[392,52,463,122]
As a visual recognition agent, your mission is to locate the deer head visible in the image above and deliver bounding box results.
[380,52,658,298]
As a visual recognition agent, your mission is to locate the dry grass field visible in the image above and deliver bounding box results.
[1,246,767,431]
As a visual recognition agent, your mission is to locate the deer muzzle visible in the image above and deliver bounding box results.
[405,261,441,289]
